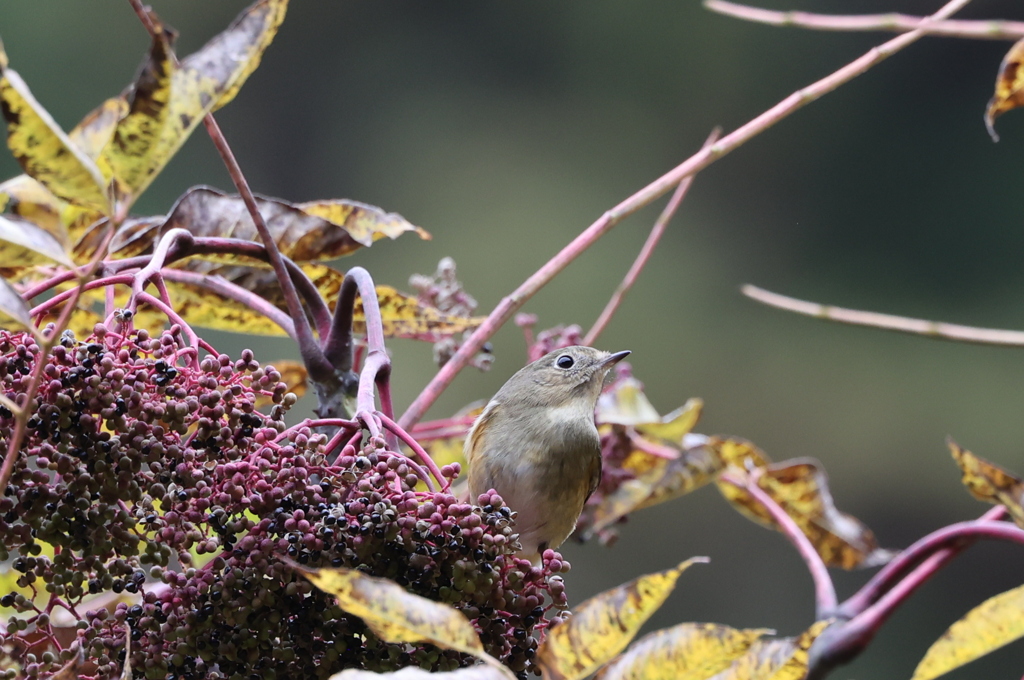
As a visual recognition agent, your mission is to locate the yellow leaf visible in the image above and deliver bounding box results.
[709,437,770,469]
[0,277,32,331]
[206,0,290,111]
[596,378,662,426]
[0,53,109,212]
[0,215,72,268]
[949,439,1024,528]
[358,284,485,342]
[294,563,490,661]
[298,199,430,247]
[536,558,707,680]
[164,278,289,337]
[163,259,482,340]
[635,399,703,444]
[716,459,892,569]
[706,620,831,680]
[101,0,287,203]
[985,37,1024,141]
[595,623,771,680]
[68,97,128,161]
[587,445,725,536]
[0,175,65,239]
[911,583,1024,680]
[105,216,164,259]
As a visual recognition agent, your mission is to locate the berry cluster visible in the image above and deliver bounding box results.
[0,327,568,680]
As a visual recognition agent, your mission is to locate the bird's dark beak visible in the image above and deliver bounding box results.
[602,350,631,367]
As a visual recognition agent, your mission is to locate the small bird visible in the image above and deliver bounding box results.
[465,345,630,560]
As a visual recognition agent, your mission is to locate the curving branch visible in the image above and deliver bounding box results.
[807,510,1024,679]
[585,128,720,345]
[705,0,1024,41]
[399,0,974,429]
[836,505,1007,619]
[743,284,1024,347]
[160,269,298,340]
[719,470,837,619]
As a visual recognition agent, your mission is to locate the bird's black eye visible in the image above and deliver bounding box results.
[556,355,574,369]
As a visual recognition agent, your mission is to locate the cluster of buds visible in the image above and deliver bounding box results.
[410,259,492,370]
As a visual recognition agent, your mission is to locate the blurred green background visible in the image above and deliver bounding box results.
[3,1,1024,676]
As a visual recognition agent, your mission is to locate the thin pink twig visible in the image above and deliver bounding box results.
[161,269,298,340]
[705,0,1024,41]
[135,293,200,364]
[29,275,134,318]
[398,0,973,430]
[377,413,447,492]
[276,418,361,443]
[585,128,720,345]
[719,469,837,618]
[743,284,1024,347]
[628,431,680,460]
[0,224,117,499]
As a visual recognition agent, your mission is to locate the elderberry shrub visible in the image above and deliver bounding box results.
[0,328,568,680]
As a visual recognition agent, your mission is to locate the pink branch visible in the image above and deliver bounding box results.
[399,0,972,430]
[719,470,837,618]
[376,413,446,492]
[275,418,361,443]
[357,352,390,418]
[30,274,134,319]
[161,269,298,340]
[628,431,681,460]
[705,0,1024,41]
[837,506,1007,618]
[743,284,1024,347]
[809,513,1024,679]
[584,128,720,345]
[129,228,192,302]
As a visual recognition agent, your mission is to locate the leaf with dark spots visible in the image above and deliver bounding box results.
[167,259,483,340]
[949,439,1024,527]
[537,559,706,680]
[717,458,894,569]
[161,186,425,261]
[0,44,109,211]
[985,37,1024,141]
[595,623,771,680]
[68,96,128,162]
[106,216,165,258]
[704,620,831,680]
[298,199,430,247]
[98,0,288,204]
[0,175,65,239]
